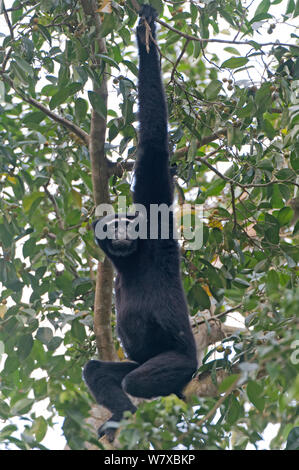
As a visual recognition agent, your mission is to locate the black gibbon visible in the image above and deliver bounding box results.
[83,5,197,442]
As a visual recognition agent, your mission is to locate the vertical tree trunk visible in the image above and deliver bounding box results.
[81,0,117,362]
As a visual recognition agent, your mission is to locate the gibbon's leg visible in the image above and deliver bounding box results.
[122,351,197,399]
[83,360,139,440]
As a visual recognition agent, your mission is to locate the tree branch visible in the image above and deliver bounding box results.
[2,1,15,40]
[1,75,89,145]
[129,0,299,49]
[109,129,227,176]
[43,182,64,231]
[80,0,117,362]
[157,18,299,50]
[193,375,240,427]
[93,258,116,361]
[230,183,237,231]
[170,38,190,83]
[195,153,299,190]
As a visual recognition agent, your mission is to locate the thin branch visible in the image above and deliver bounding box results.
[230,183,237,231]
[129,0,299,49]
[4,0,31,12]
[192,303,243,328]
[195,154,299,190]
[170,38,190,83]
[1,47,12,73]
[29,96,89,145]
[157,18,299,50]
[3,1,15,40]
[180,375,240,441]
[1,75,89,145]
[196,375,240,427]
[43,183,64,231]
[175,130,227,159]
[110,130,227,176]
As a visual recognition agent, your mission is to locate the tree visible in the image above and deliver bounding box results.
[0,0,298,450]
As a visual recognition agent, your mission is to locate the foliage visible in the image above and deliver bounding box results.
[0,0,298,450]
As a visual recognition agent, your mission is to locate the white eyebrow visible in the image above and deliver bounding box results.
[105,217,133,227]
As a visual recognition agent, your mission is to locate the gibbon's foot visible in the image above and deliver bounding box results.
[137,4,157,46]
[97,408,136,443]
[98,419,118,443]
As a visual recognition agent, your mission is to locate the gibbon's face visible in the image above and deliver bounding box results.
[93,213,139,257]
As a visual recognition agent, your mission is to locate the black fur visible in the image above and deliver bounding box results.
[83,5,197,442]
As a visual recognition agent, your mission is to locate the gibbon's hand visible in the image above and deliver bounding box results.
[137,4,158,46]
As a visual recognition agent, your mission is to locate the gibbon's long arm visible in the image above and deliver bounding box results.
[133,6,173,208]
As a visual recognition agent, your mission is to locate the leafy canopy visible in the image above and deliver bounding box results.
[0,0,298,450]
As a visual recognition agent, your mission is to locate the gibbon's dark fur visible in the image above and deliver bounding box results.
[83,5,197,442]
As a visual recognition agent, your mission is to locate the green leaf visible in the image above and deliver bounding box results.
[49,83,82,109]
[96,54,120,70]
[271,184,284,208]
[204,80,222,100]
[100,13,115,37]
[264,213,280,244]
[286,0,295,15]
[37,24,52,44]
[11,1,23,25]
[254,0,271,17]
[205,178,226,197]
[247,380,265,412]
[277,207,294,226]
[23,236,38,259]
[47,336,63,351]
[11,61,29,84]
[71,319,86,342]
[276,168,295,180]
[23,192,44,212]
[32,416,48,442]
[150,0,164,14]
[266,269,279,292]
[188,284,211,310]
[255,83,272,114]
[123,60,138,77]
[11,398,34,416]
[88,91,107,119]
[0,424,18,439]
[23,111,46,125]
[227,396,241,425]
[187,138,198,161]
[262,119,276,140]
[218,374,240,393]
[55,271,73,299]
[118,26,131,46]
[0,223,13,248]
[0,400,10,419]
[13,55,34,78]
[290,148,299,171]
[233,278,250,288]
[223,47,241,56]
[36,327,53,345]
[221,57,249,69]
[17,334,33,360]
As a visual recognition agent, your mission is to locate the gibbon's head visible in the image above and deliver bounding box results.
[93,213,140,258]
